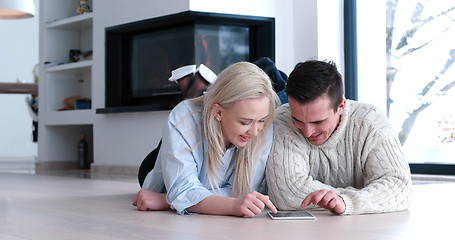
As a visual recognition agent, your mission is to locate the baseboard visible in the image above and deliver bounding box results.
[91,164,139,177]
[0,156,36,162]
[0,156,36,174]
[35,161,77,173]
[35,161,138,179]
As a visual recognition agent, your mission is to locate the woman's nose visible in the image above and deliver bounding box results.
[248,123,261,136]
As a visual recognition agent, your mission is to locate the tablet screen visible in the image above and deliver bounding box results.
[267,211,316,220]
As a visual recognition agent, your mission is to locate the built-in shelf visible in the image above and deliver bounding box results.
[45,13,93,30]
[41,109,95,126]
[45,60,92,73]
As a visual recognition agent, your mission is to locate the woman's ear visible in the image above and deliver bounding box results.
[212,104,222,121]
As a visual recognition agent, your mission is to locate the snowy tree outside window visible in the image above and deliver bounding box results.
[386,0,455,164]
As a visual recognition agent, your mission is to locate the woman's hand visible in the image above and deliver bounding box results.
[133,189,170,211]
[186,191,277,217]
[235,191,277,217]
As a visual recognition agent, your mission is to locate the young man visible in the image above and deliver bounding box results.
[266,60,412,215]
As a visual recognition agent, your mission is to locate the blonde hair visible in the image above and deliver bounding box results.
[192,61,278,197]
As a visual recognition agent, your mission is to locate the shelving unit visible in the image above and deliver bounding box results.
[37,0,94,170]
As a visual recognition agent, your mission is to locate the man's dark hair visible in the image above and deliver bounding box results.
[285,60,344,112]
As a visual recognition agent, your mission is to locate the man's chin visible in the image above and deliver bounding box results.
[308,138,324,145]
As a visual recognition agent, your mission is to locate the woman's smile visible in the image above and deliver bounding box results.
[240,135,251,142]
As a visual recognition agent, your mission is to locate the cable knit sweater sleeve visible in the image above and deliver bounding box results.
[266,101,412,215]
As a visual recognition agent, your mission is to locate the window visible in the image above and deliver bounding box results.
[354,0,455,174]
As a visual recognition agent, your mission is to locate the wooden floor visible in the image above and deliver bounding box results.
[0,158,144,239]
[2,159,455,240]
[0,171,144,240]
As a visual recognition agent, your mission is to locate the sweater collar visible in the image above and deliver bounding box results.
[304,100,351,148]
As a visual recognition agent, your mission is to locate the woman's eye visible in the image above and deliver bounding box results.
[241,121,250,125]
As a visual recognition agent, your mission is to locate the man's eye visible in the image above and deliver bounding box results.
[241,121,250,125]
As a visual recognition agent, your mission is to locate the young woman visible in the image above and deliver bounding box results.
[133,62,278,217]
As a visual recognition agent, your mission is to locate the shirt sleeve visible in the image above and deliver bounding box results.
[159,101,213,215]
[336,134,412,215]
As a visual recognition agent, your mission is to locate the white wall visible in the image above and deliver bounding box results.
[0,0,39,159]
[357,1,387,113]
[92,0,191,168]
[293,0,318,65]
[317,0,344,76]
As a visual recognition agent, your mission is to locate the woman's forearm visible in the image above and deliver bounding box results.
[186,195,240,216]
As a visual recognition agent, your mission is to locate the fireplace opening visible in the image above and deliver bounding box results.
[97,11,275,114]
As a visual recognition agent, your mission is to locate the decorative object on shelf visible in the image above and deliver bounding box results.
[60,95,81,111]
[0,0,35,19]
[77,0,91,15]
[69,49,81,62]
[60,95,92,110]
[69,49,92,62]
[74,98,91,110]
[78,134,89,169]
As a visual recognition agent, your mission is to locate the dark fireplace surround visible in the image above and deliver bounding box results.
[97,11,275,114]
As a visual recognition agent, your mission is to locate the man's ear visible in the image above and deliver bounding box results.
[337,99,346,114]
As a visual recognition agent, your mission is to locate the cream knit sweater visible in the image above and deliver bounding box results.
[266,100,412,215]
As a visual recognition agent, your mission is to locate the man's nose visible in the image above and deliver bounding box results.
[301,124,314,138]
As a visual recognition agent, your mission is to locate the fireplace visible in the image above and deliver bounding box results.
[97,11,275,114]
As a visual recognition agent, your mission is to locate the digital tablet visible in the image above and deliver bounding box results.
[267,211,316,220]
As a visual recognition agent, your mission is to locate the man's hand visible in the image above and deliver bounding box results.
[133,189,170,211]
[301,189,345,214]
[235,191,278,217]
